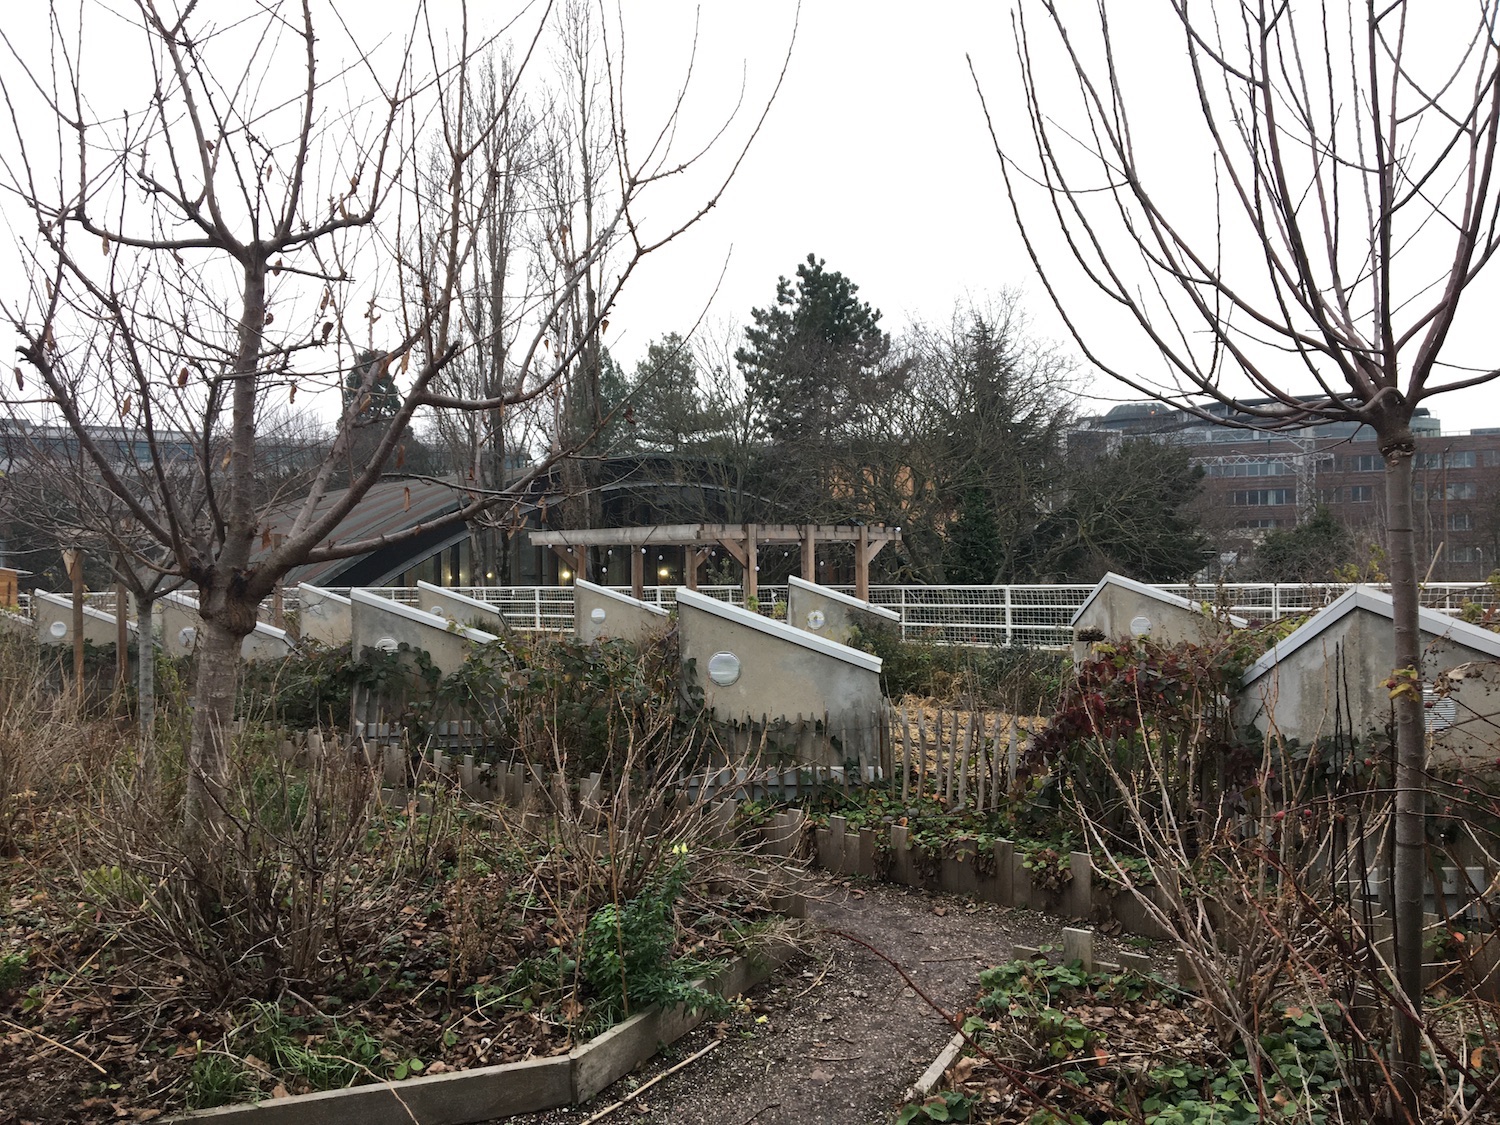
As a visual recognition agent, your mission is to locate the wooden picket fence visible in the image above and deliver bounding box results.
[346,694,1039,815]
[885,704,1039,813]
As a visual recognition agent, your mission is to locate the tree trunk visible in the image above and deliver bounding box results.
[1382,427,1427,1114]
[135,593,157,794]
[183,603,255,833]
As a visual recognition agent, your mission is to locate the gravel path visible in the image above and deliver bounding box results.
[503,874,1159,1125]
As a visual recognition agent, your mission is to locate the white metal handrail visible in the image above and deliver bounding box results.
[17,580,1498,649]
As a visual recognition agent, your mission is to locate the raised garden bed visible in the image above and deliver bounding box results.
[181,940,799,1123]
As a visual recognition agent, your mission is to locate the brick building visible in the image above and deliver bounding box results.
[1074,402,1500,581]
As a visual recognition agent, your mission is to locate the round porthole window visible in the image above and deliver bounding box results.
[48,620,67,639]
[177,625,197,649]
[375,636,399,653]
[806,609,826,631]
[590,607,608,623]
[1129,615,1152,637]
[707,651,742,686]
[430,605,445,617]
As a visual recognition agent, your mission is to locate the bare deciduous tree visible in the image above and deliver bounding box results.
[0,0,788,833]
[980,0,1500,1110]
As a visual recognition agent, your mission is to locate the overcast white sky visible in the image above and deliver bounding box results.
[608,1,1500,434]
[4,1,1499,433]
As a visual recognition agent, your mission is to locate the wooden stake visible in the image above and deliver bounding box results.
[933,710,944,800]
[899,706,910,804]
[114,579,128,687]
[990,713,1001,811]
[957,712,974,811]
[916,709,928,799]
[68,548,84,695]
[975,714,986,814]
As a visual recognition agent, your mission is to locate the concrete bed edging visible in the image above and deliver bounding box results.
[904,1032,965,1104]
[769,811,1481,998]
[175,941,799,1124]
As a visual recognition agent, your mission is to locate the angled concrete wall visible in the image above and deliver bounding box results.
[416,580,509,635]
[785,576,899,646]
[1238,587,1500,746]
[33,591,136,648]
[349,589,497,676]
[1429,661,1500,772]
[676,587,883,769]
[1071,573,1247,662]
[160,591,292,662]
[574,580,669,644]
[296,585,351,647]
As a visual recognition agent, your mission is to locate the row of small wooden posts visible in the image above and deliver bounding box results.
[351,704,1039,816]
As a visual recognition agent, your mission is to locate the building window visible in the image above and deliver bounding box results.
[1446,450,1477,469]
[1447,482,1478,500]
[1230,489,1293,506]
[1349,485,1374,502]
[1204,460,1292,477]
[1450,546,1480,564]
[1417,452,1444,470]
[1349,454,1382,471]
[1316,487,1341,504]
[1236,518,1281,529]
[1450,513,1473,531]
[1485,450,1500,468]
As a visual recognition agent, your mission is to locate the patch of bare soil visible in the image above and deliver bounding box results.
[505,874,1165,1125]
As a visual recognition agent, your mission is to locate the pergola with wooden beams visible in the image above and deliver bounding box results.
[528,523,901,601]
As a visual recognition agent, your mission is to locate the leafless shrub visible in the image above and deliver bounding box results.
[0,634,117,854]
[73,731,438,1001]
[1074,706,1500,1121]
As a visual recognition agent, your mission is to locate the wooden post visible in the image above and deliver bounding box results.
[114,579,129,687]
[916,710,928,799]
[630,544,644,599]
[957,712,973,811]
[270,534,285,627]
[976,715,986,814]
[899,706,910,803]
[684,545,699,590]
[801,523,817,580]
[744,522,758,602]
[550,545,588,584]
[945,711,956,801]
[855,525,870,602]
[66,548,84,693]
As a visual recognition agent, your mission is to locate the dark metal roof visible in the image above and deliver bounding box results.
[272,477,470,587]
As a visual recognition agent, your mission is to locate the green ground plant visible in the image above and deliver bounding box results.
[580,851,730,1029]
[910,955,1352,1125]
